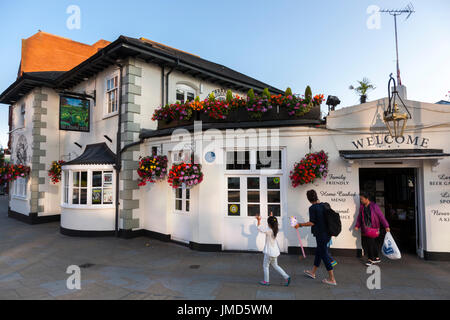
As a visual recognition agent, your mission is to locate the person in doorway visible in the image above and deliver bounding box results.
[256,213,291,286]
[355,192,390,266]
[295,190,338,286]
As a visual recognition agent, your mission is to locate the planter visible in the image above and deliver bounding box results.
[278,103,321,121]
[157,119,193,130]
[199,112,228,124]
[227,107,251,122]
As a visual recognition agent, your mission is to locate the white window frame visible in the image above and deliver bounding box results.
[224,148,285,218]
[174,187,190,214]
[176,84,196,104]
[61,166,115,209]
[12,177,28,199]
[104,71,119,118]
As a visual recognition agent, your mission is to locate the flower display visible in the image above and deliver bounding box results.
[48,160,65,184]
[151,87,324,122]
[0,163,31,184]
[290,150,328,187]
[137,155,168,186]
[167,162,203,189]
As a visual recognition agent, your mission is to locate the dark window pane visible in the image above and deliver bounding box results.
[81,172,88,187]
[92,188,102,204]
[228,204,240,216]
[268,205,281,217]
[268,191,280,203]
[248,204,260,216]
[176,200,182,211]
[175,188,182,199]
[187,92,195,102]
[228,191,240,203]
[256,151,282,169]
[92,171,102,187]
[73,172,79,187]
[186,188,190,200]
[176,89,185,103]
[186,201,190,212]
[72,189,79,204]
[247,177,260,189]
[267,177,281,189]
[247,191,260,203]
[80,189,88,204]
[228,177,240,189]
[226,151,250,170]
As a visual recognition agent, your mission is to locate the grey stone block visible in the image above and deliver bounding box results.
[122,218,140,230]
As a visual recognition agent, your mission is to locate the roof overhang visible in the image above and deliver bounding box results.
[62,143,117,166]
[0,72,64,105]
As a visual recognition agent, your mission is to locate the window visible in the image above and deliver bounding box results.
[175,187,190,213]
[17,103,25,128]
[62,169,114,207]
[13,177,27,198]
[226,150,283,172]
[106,73,119,116]
[226,176,282,217]
[176,84,195,103]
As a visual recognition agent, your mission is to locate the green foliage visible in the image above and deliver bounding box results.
[208,92,215,102]
[349,78,376,101]
[247,88,255,101]
[195,96,200,102]
[285,87,293,96]
[305,86,312,102]
[262,88,271,100]
[226,89,233,102]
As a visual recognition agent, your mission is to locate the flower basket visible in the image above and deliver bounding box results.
[0,163,31,184]
[290,151,328,187]
[48,160,65,184]
[168,162,203,189]
[137,155,168,186]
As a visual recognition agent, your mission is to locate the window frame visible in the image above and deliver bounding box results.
[224,149,284,175]
[12,177,28,199]
[175,84,196,104]
[61,165,115,209]
[174,187,190,214]
[104,71,120,118]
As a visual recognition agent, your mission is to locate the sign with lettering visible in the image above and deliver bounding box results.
[351,134,430,150]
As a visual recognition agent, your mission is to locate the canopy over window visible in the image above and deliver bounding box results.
[339,149,450,160]
[63,143,116,166]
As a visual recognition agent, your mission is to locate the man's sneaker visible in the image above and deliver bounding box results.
[365,260,374,266]
[259,281,270,286]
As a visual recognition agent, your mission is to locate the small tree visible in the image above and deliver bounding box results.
[349,78,376,104]
[285,87,293,96]
[226,89,233,102]
[247,88,255,101]
[262,88,271,100]
[305,85,312,102]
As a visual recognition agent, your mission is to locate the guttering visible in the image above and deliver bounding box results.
[161,65,165,106]
[165,58,179,105]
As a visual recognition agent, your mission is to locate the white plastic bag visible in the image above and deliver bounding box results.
[382,232,401,260]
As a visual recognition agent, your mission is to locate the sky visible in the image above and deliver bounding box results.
[0,0,449,148]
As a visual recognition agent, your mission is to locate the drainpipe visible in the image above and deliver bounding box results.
[114,61,124,237]
[165,59,179,104]
[161,65,165,106]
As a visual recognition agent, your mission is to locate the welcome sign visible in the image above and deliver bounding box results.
[351,134,430,150]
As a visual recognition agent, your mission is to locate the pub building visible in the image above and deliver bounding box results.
[1,31,449,260]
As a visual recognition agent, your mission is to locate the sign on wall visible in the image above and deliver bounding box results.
[59,96,90,132]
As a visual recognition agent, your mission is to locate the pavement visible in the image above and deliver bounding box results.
[0,196,449,300]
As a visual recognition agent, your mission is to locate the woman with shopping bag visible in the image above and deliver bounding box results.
[354,192,390,266]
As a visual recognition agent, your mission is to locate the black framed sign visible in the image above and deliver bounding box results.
[59,96,90,132]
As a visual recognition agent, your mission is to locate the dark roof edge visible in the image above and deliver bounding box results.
[139,119,323,140]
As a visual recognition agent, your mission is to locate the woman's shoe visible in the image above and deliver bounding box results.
[304,270,316,279]
[259,281,270,286]
[322,279,337,286]
[284,277,291,287]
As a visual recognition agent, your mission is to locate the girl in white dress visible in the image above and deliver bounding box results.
[256,214,291,286]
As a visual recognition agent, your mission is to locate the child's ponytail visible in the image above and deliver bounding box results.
[267,216,279,238]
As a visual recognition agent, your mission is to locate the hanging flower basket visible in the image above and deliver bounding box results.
[0,163,31,184]
[137,155,168,186]
[48,160,65,184]
[290,150,328,187]
[168,162,203,189]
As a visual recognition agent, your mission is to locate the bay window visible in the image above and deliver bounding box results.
[176,84,196,103]
[62,167,115,207]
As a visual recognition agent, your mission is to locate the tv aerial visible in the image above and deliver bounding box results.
[379,3,415,86]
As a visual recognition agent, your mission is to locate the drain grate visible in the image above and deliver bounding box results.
[189,265,200,269]
[79,263,95,269]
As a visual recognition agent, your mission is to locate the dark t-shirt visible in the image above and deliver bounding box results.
[363,205,372,228]
[309,203,328,237]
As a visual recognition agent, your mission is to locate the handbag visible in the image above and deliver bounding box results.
[361,206,379,238]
